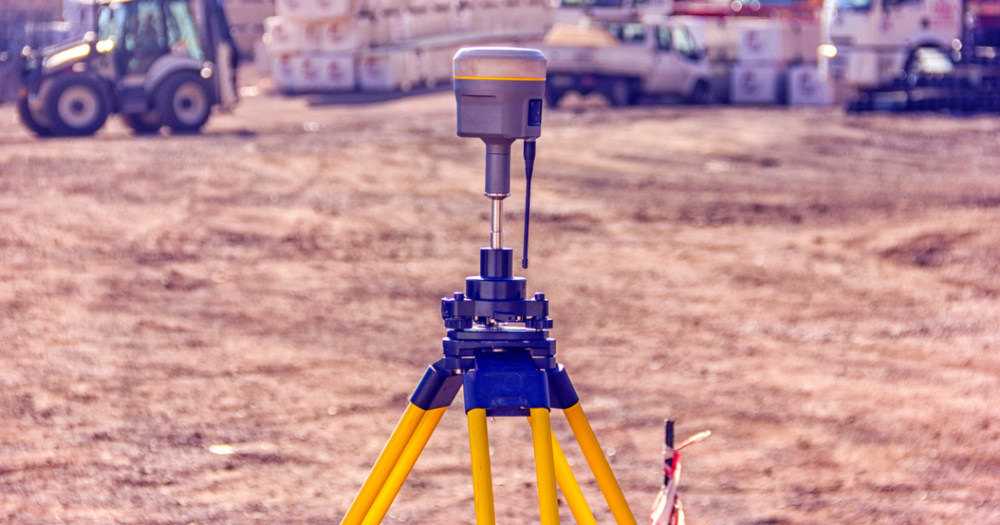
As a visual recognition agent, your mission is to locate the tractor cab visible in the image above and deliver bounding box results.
[18,0,238,136]
[98,0,206,80]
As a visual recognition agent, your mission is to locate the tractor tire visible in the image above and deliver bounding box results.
[17,92,51,137]
[121,111,162,135]
[45,74,110,137]
[156,72,212,134]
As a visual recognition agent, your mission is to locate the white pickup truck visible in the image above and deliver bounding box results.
[538,16,713,106]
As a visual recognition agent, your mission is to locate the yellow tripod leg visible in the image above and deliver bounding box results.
[547,423,599,525]
[529,408,560,525]
[360,407,447,525]
[564,403,637,525]
[467,408,496,525]
[528,414,597,525]
[342,403,426,525]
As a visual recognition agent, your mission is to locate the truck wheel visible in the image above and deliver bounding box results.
[121,111,162,135]
[605,78,635,107]
[17,93,51,137]
[156,72,211,133]
[45,75,109,137]
[686,80,712,105]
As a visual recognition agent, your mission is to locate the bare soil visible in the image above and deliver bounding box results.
[1,91,999,525]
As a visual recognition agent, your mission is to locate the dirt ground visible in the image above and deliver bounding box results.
[1,89,999,525]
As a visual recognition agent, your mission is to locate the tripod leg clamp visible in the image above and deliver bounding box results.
[410,359,464,411]
[547,365,580,410]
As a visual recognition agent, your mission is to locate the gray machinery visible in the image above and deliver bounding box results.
[17,0,238,137]
[339,47,641,525]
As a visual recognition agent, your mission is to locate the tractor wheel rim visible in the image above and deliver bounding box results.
[58,85,99,129]
[174,82,207,125]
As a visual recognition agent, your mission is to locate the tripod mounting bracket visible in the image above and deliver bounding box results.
[408,357,581,416]
[442,328,556,371]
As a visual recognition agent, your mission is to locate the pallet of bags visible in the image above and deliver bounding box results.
[734,19,821,65]
[408,6,454,39]
[275,0,355,18]
[296,54,358,91]
[313,0,356,18]
[224,0,276,26]
[264,17,323,53]
[274,0,313,18]
[406,0,458,10]
[359,47,420,91]
[369,0,409,13]
[370,11,413,45]
[320,17,372,51]
[514,1,551,33]
[730,63,784,104]
[449,5,474,32]
[496,0,530,32]
[417,43,461,87]
[270,53,299,92]
[477,4,505,32]
[787,64,833,106]
[460,2,490,33]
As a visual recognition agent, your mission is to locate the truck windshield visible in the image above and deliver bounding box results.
[672,26,698,59]
[606,23,647,44]
[830,0,873,11]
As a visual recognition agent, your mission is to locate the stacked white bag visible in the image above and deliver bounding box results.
[787,64,834,106]
[730,19,828,105]
[264,0,552,93]
[265,0,364,92]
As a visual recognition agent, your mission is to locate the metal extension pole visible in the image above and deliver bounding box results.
[489,197,504,250]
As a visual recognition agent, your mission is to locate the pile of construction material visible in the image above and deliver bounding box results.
[728,19,831,105]
[263,0,552,93]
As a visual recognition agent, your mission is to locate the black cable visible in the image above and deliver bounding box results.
[522,139,535,269]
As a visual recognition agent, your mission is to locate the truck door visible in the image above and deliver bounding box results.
[647,25,683,94]
[669,25,702,94]
[877,0,959,52]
